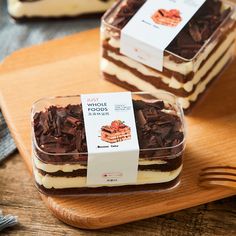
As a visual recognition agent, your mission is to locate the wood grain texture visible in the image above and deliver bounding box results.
[1,153,235,235]
[0,29,235,229]
[1,153,236,235]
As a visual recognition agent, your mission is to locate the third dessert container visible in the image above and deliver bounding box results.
[8,0,116,21]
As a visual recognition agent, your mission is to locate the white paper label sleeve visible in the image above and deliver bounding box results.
[120,0,206,71]
[81,92,140,187]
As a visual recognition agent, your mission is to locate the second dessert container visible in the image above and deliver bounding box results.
[101,0,236,112]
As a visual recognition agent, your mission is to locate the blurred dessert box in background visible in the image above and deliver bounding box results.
[101,0,236,113]
[8,0,115,21]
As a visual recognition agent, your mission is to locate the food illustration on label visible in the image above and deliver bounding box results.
[151,9,182,27]
[101,120,131,143]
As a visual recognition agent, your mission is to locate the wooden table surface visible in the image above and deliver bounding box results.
[0,153,235,235]
[0,0,235,235]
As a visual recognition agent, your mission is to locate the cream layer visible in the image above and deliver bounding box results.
[101,44,235,109]
[104,31,235,92]
[101,24,235,75]
[33,155,167,173]
[8,0,114,18]
[34,165,183,189]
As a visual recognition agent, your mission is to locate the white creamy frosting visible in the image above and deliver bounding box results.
[104,31,235,93]
[33,156,87,173]
[101,43,235,109]
[8,0,114,18]
[139,159,167,165]
[34,165,182,189]
[102,28,235,75]
[33,154,167,173]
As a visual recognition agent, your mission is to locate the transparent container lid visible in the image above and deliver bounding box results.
[31,92,186,165]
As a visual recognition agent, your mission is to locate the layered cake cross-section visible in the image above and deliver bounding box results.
[32,94,185,195]
[101,0,236,112]
[8,0,115,20]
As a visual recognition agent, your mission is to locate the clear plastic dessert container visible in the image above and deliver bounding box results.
[101,0,236,113]
[31,92,186,196]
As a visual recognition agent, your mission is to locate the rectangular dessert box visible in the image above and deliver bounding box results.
[101,0,236,113]
[31,92,186,196]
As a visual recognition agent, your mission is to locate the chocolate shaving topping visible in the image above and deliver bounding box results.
[136,110,147,127]
[108,0,231,59]
[189,22,202,43]
[34,100,184,161]
[133,100,183,150]
[34,104,87,154]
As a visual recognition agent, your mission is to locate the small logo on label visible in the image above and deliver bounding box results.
[102,172,123,178]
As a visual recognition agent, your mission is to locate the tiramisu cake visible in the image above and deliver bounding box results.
[32,96,185,195]
[101,0,236,112]
[8,0,115,20]
[101,120,131,143]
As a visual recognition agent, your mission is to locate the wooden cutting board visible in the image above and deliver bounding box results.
[0,29,235,229]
